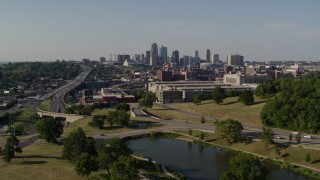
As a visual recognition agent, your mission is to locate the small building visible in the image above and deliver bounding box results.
[224,73,272,85]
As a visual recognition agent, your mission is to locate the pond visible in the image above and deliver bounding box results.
[127,138,312,180]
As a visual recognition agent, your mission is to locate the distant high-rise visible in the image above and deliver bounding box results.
[117,54,130,63]
[172,50,179,64]
[145,51,151,65]
[206,49,211,62]
[193,50,199,59]
[213,54,219,63]
[135,54,141,61]
[141,53,145,63]
[160,46,167,62]
[151,43,158,66]
[100,57,106,62]
[227,54,244,66]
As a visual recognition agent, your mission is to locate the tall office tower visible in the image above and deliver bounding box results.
[206,49,211,62]
[151,43,158,66]
[183,55,190,66]
[117,54,130,63]
[213,54,219,63]
[160,46,167,61]
[141,53,145,63]
[145,50,151,65]
[100,57,106,62]
[193,50,199,58]
[135,54,141,61]
[227,54,244,66]
[172,50,179,64]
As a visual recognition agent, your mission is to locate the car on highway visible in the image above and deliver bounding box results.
[304,135,312,139]
[292,132,301,135]
[275,135,284,139]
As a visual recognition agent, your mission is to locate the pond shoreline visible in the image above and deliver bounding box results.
[124,131,320,179]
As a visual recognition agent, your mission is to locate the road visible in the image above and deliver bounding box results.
[93,106,320,149]
[48,69,91,113]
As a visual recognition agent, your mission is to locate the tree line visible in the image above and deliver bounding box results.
[0,61,81,89]
[258,72,320,133]
[193,87,254,106]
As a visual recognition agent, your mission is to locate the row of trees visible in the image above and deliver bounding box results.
[194,87,254,106]
[62,128,139,178]
[260,72,320,133]
[88,103,131,129]
[65,104,95,116]
[0,61,81,89]
[221,153,268,180]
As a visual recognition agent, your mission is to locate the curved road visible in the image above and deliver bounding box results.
[93,106,320,149]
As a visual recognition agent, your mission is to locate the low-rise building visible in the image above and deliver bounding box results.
[149,81,254,103]
[224,73,272,85]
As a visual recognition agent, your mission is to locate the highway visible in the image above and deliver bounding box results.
[46,69,91,113]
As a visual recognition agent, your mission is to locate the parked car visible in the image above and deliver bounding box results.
[275,136,284,139]
[304,135,312,139]
[292,132,301,135]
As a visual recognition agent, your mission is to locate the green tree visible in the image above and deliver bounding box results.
[2,134,22,162]
[36,117,63,143]
[65,107,75,114]
[199,132,205,140]
[88,115,105,129]
[105,115,114,127]
[108,110,130,127]
[115,103,130,112]
[260,126,274,150]
[188,129,192,135]
[201,116,205,124]
[238,91,254,105]
[295,134,301,144]
[109,156,139,180]
[74,153,98,177]
[139,92,154,109]
[305,154,311,163]
[260,72,320,133]
[193,93,203,105]
[62,128,97,162]
[215,119,244,144]
[212,87,226,104]
[96,138,132,176]
[221,154,268,180]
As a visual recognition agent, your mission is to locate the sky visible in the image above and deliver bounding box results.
[0,0,320,62]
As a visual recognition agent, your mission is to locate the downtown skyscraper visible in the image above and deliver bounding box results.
[150,43,158,66]
[206,49,211,62]
[160,46,167,62]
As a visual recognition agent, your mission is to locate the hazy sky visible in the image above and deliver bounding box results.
[1,0,320,62]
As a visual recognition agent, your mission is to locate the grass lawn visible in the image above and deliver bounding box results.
[165,96,270,126]
[63,108,164,137]
[146,104,205,123]
[0,141,85,180]
[62,116,131,137]
[1,109,39,136]
[91,108,112,116]
[37,99,50,111]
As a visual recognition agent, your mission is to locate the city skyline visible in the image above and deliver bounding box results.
[1,0,320,62]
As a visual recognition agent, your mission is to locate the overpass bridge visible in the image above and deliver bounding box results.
[36,109,84,123]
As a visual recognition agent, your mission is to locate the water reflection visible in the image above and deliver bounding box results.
[127,138,311,180]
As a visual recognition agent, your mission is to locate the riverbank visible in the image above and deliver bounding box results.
[174,130,320,179]
[126,131,320,179]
